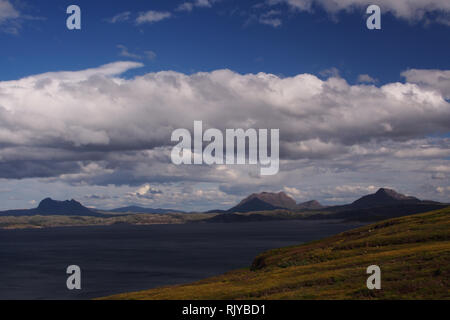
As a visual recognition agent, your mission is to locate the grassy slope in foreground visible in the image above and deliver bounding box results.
[101,207,450,300]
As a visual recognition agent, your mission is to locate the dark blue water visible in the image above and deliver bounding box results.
[0,220,364,300]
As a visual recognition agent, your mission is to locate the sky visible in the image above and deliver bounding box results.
[0,0,449,211]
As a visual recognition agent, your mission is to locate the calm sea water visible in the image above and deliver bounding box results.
[0,220,364,300]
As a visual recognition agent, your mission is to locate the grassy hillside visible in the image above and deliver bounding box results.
[101,206,450,300]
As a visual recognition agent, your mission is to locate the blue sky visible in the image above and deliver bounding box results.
[2,0,449,83]
[0,0,449,211]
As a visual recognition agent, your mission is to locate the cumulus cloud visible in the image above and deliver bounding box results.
[0,62,449,165]
[0,62,449,207]
[402,69,450,99]
[126,184,163,200]
[270,0,450,24]
[283,186,309,199]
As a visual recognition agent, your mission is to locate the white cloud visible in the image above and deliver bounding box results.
[0,62,448,159]
[438,186,450,192]
[317,185,381,202]
[117,45,142,60]
[282,139,346,159]
[319,67,340,78]
[177,3,195,12]
[259,10,283,27]
[11,61,143,84]
[271,0,450,24]
[196,0,213,7]
[394,147,450,159]
[126,184,162,199]
[136,11,172,24]
[116,46,157,61]
[429,165,450,173]
[357,74,378,84]
[402,69,450,99]
[0,62,449,207]
[177,0,214,12]
[145,51,157,61]
[283,186,309,200]
[106,11,131,23]
[0,0,20,34]
[0,0,45,34]
[259,18,282,27]
[0,0,19,23]
[1,63,448,151]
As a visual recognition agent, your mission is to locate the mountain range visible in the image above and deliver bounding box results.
[0,188,447,223]
[222,191,324,213]
[226,188,441,212]
[204,188,447,222]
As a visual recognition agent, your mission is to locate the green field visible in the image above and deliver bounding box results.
[101,206,450,300]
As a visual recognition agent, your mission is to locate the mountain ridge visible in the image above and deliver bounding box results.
[226,188,428,214]
[350,188,420,208]
[0,198,108,217]
[0,188,446,222]
[204,188,447,223]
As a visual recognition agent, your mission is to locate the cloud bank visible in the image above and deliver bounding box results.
[0,62,448,208]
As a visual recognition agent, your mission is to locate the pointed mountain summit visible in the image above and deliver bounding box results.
[227,191,326,213]
[297,200,324,210]
[350,188,420,209]
[228,192,298,213]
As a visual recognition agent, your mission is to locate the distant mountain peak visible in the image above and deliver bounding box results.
[36,197,94,215]
[229,191,298,213]
[351,188,419,208]
[39,197,53,204]
[375,188,414,200]
[0,197,106,217]
[38,197,84,208]
[240,192,297,208]
[297,200,324,210]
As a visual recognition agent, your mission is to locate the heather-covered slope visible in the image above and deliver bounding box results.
[102,206,450,300]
